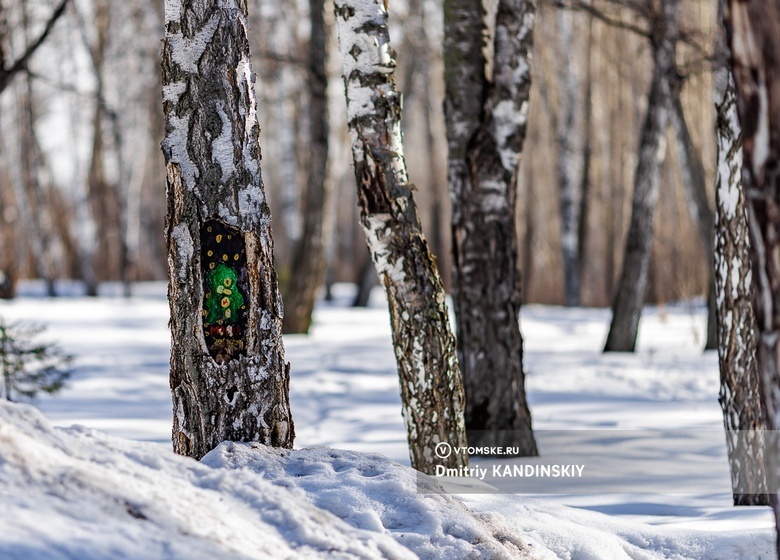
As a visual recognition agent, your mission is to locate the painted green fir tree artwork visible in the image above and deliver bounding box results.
[201,220,248,364]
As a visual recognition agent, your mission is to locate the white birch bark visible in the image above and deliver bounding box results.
[334,0,468,473]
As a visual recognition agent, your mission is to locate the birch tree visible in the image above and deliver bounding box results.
[604,0,679,352]
[443,0,538,454]
[726,0,780,538]
[713,23,766,504]
[334,0,468,473]
[161,0,294,459]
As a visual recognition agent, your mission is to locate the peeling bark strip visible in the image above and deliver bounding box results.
[714,67,767,505]
[726,0,780,539]
[334,0,468,473]
[604,0,679,352]
[443,0,538,454]
[161,0,293,459]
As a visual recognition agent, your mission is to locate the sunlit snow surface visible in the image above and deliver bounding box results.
[0,281,775,559]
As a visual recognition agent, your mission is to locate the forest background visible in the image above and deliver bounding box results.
[0,0,718,311]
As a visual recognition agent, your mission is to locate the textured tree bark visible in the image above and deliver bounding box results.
[282,0,330,334]
[444,0,538,454]
[714,56,767,505]
[334,0,468,473]
[162,0,294,460]
[555,9,583,307]
[604,0,679,352]
[726,0,780,539]
[669,91,718,350]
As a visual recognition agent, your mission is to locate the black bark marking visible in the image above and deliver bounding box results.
[201,219,248,364]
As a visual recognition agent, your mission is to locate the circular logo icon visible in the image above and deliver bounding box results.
[435,442,452,459]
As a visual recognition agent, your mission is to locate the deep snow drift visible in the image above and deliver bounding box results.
[0,400,541,559]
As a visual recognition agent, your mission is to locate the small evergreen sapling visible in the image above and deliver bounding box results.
[0,318,72,402]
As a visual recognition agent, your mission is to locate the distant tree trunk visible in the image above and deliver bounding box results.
[713,47,767,505]
[555,9,583,307]
[726,0,780,540]
[334,0,468,473]
[14,51,60,296]
[18,72,58,296]
[352,252,377,308]
[400,0,449,290]
[578,13,594,299]
[444,0,538,454]
[669,89,718,350]
[604,0,679,352]
[282,0,330,334]
[162,0,294,459]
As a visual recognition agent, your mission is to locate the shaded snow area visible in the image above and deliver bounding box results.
[0,282,777,558]
[0,401,539,559]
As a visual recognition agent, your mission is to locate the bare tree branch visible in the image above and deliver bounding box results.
[547,0,713,67]
[547,0,651,38]
[0,0,70,94]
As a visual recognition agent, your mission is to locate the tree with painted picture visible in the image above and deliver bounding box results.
[160,0,294,459]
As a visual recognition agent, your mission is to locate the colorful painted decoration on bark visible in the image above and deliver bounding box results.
[201,219,248,364]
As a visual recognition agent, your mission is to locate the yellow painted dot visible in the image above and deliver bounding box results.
[216,234,223,243]
[209,262,215,269]
[207,250,213,257]
[227,235,232,240]
[234,254,239,260]
[224,278,232,287]
[207,226,212,232]
[222,254,229,261]
[241,305,246,310]
[206,292,211,299]
[221,297,230,308]
[202,310,207,316]
[224,309,231,319]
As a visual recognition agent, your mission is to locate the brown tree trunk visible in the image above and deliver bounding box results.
[162,0,294,459]
[726,0,780,542]
[555,8,583,307]
[578,13,594,302]
[444,0,538,454]
[604,0,679,352]
[334,0,468,473]
[282,0,330,334]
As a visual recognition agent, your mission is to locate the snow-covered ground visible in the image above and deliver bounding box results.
[0,281,775,559]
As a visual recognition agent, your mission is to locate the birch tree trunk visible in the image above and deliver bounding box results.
[726,0,780,540]
[443,0,538,454]
[714,53,767,505]
[162,0,294,459]
[334,0,468,473]
[283,0,330,334]
[604,0,679,352]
